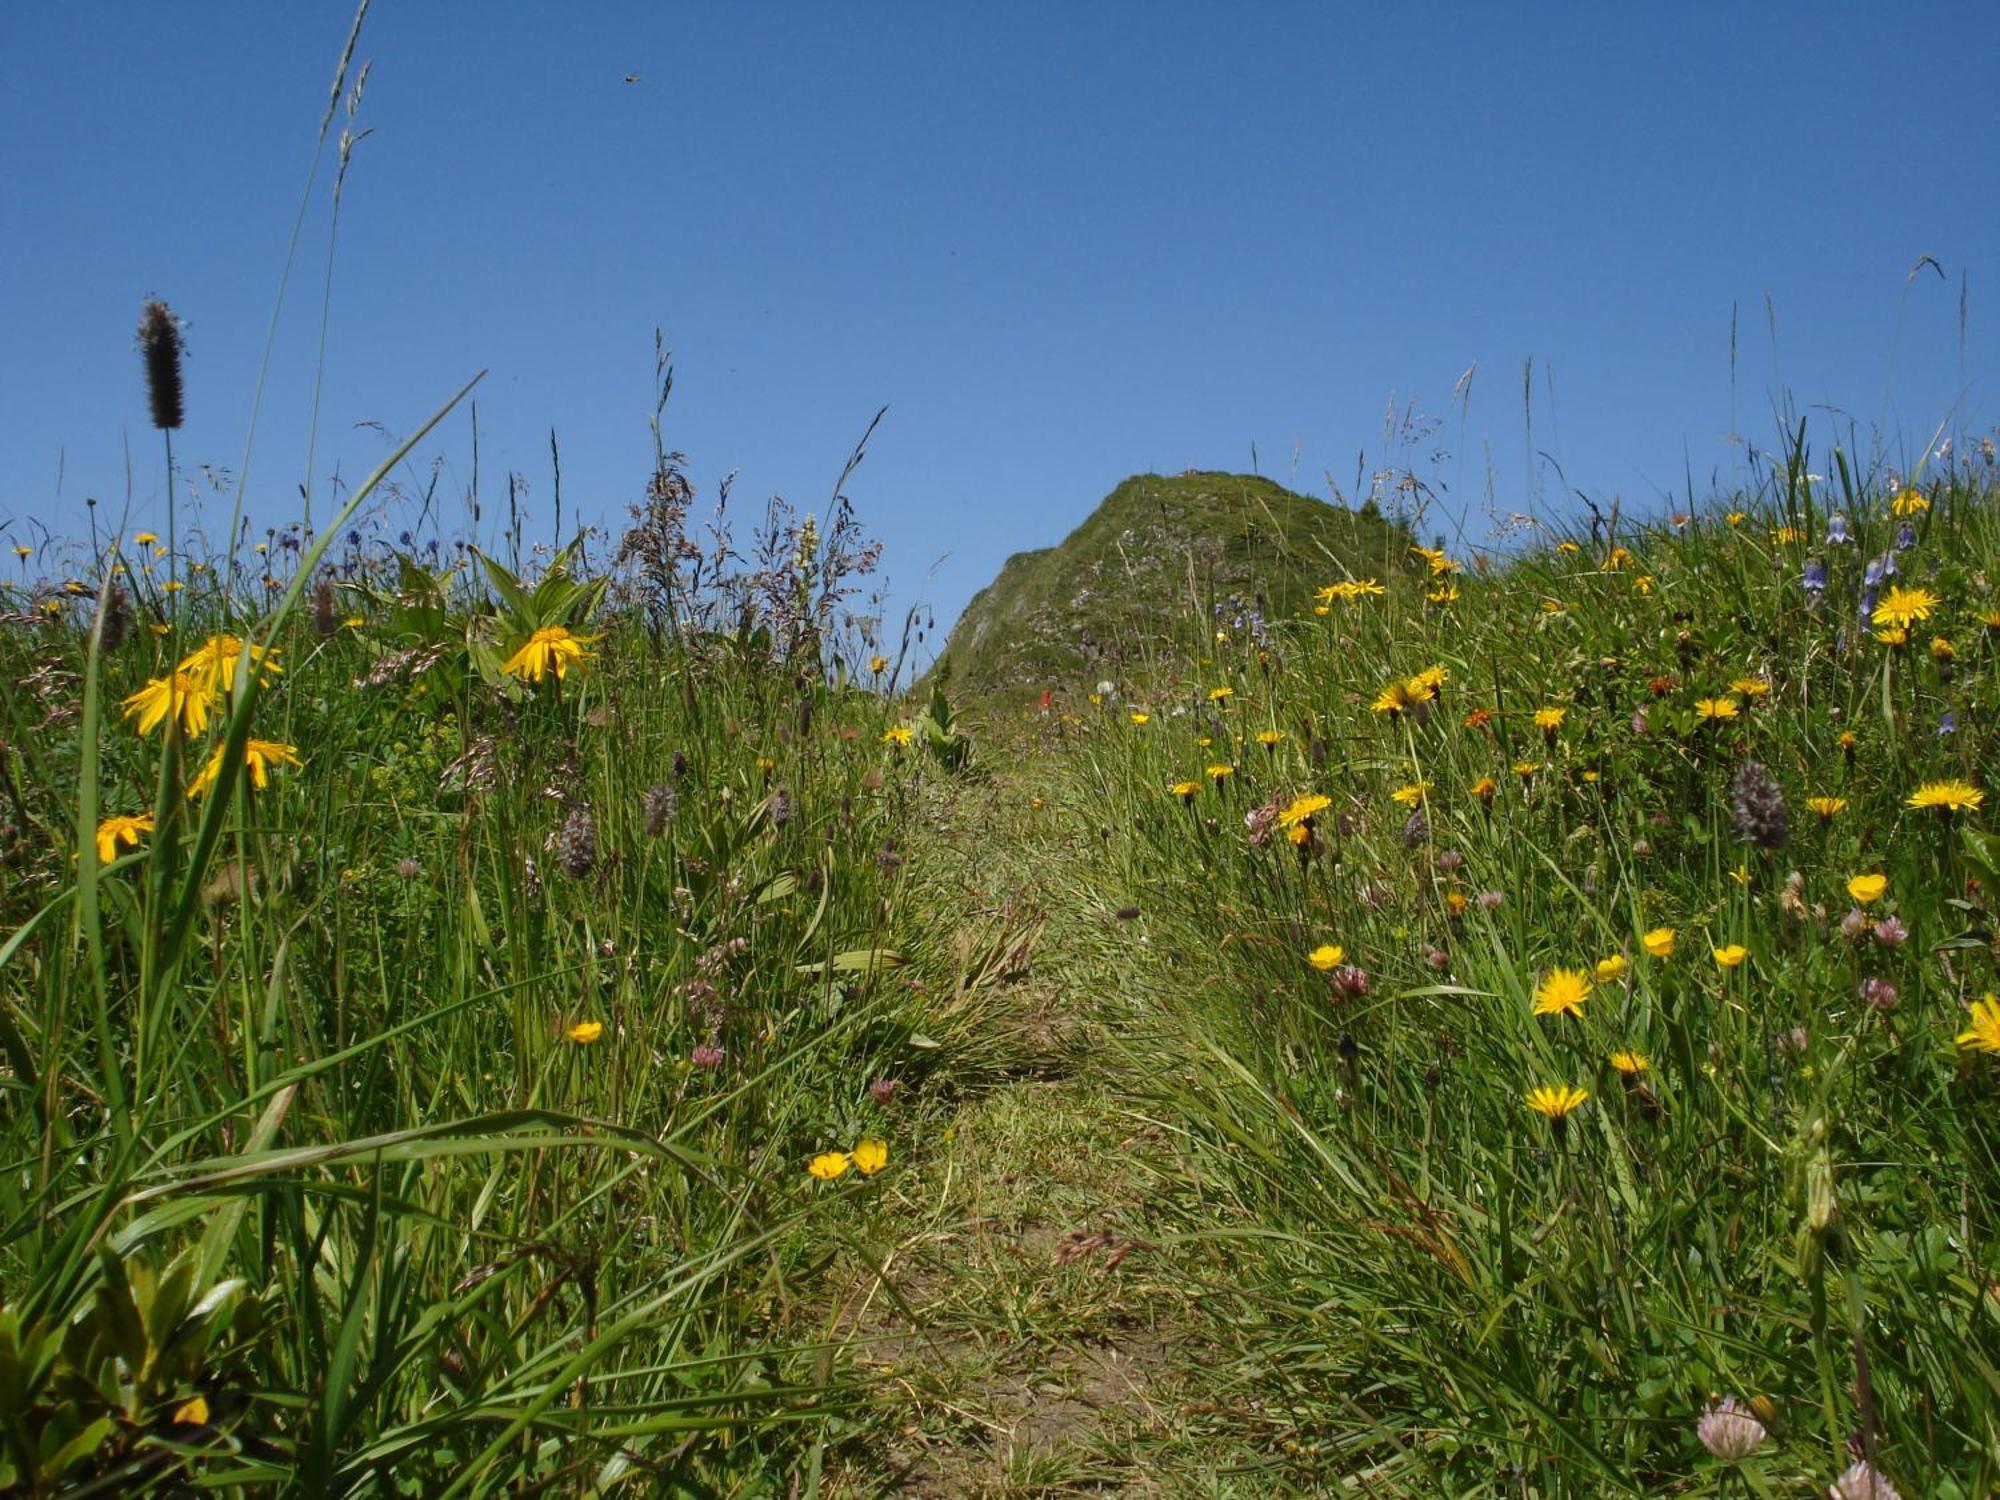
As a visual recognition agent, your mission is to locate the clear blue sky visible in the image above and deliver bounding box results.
[4,3,1995,648]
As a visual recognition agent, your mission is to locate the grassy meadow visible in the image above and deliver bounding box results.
[1028,444,2000,1495]
[1,135,1996,1500]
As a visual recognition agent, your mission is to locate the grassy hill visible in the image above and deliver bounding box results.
[931,470,1410,696]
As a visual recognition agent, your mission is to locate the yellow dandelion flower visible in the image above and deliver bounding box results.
[1872,585,1941,631]
[1930,635,1955,661]
[1390,781,1430,806]
[94,813,154,865]
[1694,696,1740,722]
[1956,994,2000,1054]
[1277,793,1331,828]
[1532,967,1592,1018]
[133,531,158,545]
[1729,677,1770,699]
[1907,779,1983,812]
[1256,728,1284,746]
[1874,625,1909,647]
[1308,943,1344,971]
[1534,706,1567,731]
[1641,927,1676,958]
[869,654,889,673]
[1512,760,1539,777]
[850,1138,889,1175]
[1170,780,1201,802]
[1526,1084,1588,1120]
[1977,604,2000,630]
[1805,796,1846,819]
[1470,775,1498,800]
[1207,763,1236,784]
[1846,873,1887,904]
[1609,1051,1649,1075]
[1207,686,1234,702]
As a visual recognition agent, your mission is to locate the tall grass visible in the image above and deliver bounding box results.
[0,373,992,1492]
[1061,433,2000,1494]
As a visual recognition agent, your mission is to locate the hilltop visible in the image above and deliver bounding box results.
[929,471,1410,696]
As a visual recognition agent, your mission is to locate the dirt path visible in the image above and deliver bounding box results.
[820,768,1285,1496]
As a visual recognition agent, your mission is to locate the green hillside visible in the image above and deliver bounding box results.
[931,470,1410,695]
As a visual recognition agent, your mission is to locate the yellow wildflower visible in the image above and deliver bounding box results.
[502,623,597,683]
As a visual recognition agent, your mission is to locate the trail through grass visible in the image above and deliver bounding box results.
[825,759,1308,1496]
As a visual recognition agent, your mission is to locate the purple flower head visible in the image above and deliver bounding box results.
[1938,710,1957,738]
[1895,522,1917,551]
[1872,915,1908,948]
[1825,511,1851,544]
[690,1043,726,1070]
[1802,557,1828,597]
[1859,976,1899,1011]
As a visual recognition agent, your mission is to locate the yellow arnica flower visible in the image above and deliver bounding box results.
[1907,779,1983,812]
[850,1138,889,1176]
[567,1020,604,1044]
[1956,994,2000,1054]
[1277,793,1331,828]
[1609,1051,1649,1075]
[1890,488,1929,516]
[1694,696,1740,721]
[122,670,216,738]
[179,633,280,693]
[1390,782,1429,806]
[808,1151,851,1181]
[1871,585,1940,631]
[1308,943,1344,971]
[187,739,302,799]
[1533,707,1566,730]
[882,725,914,747]
[1632,575,1655,594]
[1641,927,1676,958]
[1805,796,1846,819]
[1532,968,1592,1018]
[1595,954,1629,984]
[1724,511,1746,527]
[95,813,154,864]
[502,623,597,683]
[1712,944,1749,968]
[1526,1085,1588,1121]
[1846,873,1888,905]
[1428,583,1460,603]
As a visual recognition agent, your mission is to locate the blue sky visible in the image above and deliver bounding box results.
[4,3,1995,649]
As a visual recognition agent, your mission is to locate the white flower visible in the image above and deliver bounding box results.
[1828,1460,1901,1500]
[1696,1398,1767,1462]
